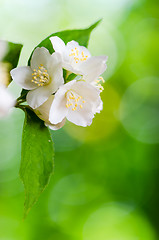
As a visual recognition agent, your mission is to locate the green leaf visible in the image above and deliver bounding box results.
[3,41,23,69]
[28,19,101,65]
[66,73,77,82]
[20,108,54,217]
[2,41,23,83]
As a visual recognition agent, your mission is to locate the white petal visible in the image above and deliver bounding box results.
[10,66,36,90]
[49,86,68,124]
[74,81,103,114]
[34,95,66,130]
[66,41,91,58]
[66,40,79,49]
[64,41,91,74]
[45,118,66,130]
[68,81,102,124]
[50,36,66,55]
[62,62,81,74]
[50,36,70,68]
[26,85,53,109]
[94,98,103,113]
[71,80,101,112]
[30,47,52,70]
[81,56,108,82]
[62,62,84,75]
[0,85,15,118]
[47,52,64,93]
[67,102,94,127]
[34,95,54,122]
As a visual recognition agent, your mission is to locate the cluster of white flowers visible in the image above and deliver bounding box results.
[11,37,107,129]
[0,40,15,118]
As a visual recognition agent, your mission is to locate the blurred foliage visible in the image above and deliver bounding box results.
[0,0,159,239]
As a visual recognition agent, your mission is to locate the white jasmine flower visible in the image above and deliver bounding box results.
[0,40,8,60]
[11,47,64,109]
[34,95,65,130]
[49,80,103,127]
[50,36,107,83]
[0,84,15,118]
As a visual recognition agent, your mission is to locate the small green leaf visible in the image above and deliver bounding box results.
[20,108,54,217]
[2,41,23,84]
[66,73,77,82]
[28,19,101,65]
[3,41,23,69]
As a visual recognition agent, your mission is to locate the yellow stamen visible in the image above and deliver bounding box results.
[98,76,105,83]
[31,65,50,86]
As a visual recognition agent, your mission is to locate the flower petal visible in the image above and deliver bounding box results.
[30,47,52,70]
[34,95,54,122]
[47,52,64,93]
[80,56,108,83]
[50,36,70,68]
[34,95,66,130]
[94,98,103,113]
[50,36,66,55]
[0,84,15,118]
[67,102,94,127]
[10,66,36,90]
[66,40,91,58]
[71,80,102,113]
[26,85,53,109]
[49,86,68,124]
[45,118,66,130]
[62,62,83,75]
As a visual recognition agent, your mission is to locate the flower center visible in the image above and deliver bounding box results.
[31,64,50,87]
[69,48,88,64]
[65,90,86,111]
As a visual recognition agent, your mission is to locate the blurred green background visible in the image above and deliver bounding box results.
[0,0,159,239]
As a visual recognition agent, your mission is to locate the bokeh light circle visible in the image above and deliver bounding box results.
[48,174,104,232]
[129,18,159,79]
[83,203,156,240]
[49,174,103,207]
[120,77,159,144]
[0,216,28,240]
